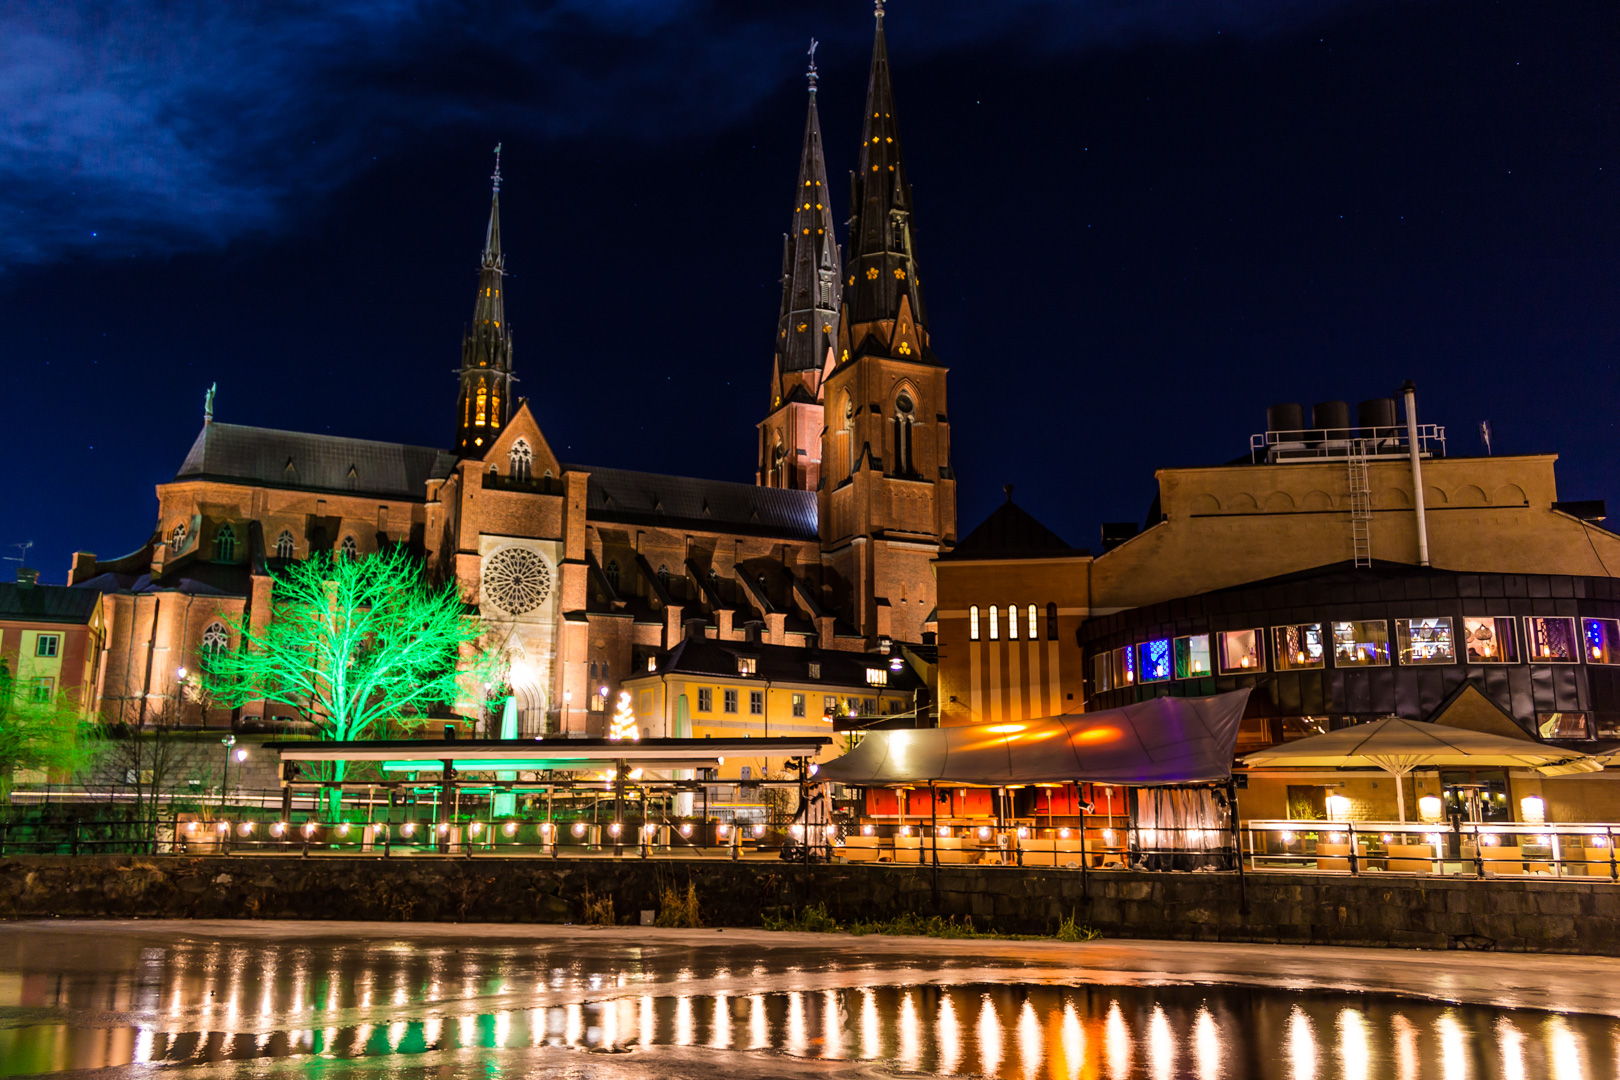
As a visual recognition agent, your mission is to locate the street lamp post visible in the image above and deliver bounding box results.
[220,734,236,810]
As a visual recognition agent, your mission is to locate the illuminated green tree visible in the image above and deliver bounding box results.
[202,547,494,807]
[0,660,99,806]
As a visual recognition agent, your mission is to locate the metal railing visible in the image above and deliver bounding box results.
[1245,819,1619,880]
[1250,424,1446,463]
[6,813,1617,881]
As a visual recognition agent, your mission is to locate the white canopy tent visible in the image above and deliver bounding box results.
[1241,716,1603,821]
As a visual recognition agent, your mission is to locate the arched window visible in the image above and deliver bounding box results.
[200,622,229,667]
[214,524,236,563]
[989,605,1000,641]
[1029,603,1038,640]
[892,392,916,476]
[170,522,187,550]
[770,437,786,488]
[490,385,501,426]
[475,382,488,426]
[1007,603,1018,640]
[509,438,532,481]
[658,564,671,592]
[605,559,620,590]
[970,605,980,641]
[275,530,295,559]
[1046,602,1059,641]
[340,535,358,560]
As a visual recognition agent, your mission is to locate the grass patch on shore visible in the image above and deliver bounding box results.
[763,903,1099,942]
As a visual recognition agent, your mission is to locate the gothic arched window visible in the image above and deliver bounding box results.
[509,438,533,482]
[200,622,229,667]
[1007,603,1018,640]
[275,530,295,559]
[340,535,358,561]
[475,383,488,427]
[214,524,236,563]
[892,392,916,477]
[970,605,980,641]
[605,559,620,590]
[1046,602,1059,641]
[657,564,671,592]
[170,522,187,550]
[770,436,786,489]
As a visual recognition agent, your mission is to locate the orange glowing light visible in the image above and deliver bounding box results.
[1073,726,1123,744]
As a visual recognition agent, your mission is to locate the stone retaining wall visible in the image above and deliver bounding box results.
[1,856,1615,955]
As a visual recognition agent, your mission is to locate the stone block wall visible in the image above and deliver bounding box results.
[0,856,1615,956]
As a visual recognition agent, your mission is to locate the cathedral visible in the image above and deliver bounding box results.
[67,6,956,737]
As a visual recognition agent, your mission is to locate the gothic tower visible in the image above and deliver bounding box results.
[757,42,841,492]
[818,2,956,644]
[454,148,516,455]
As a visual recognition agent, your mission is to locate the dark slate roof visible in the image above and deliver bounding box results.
[651,636,924,692]
[175,423,454,500]
[0,582,100,624]
[567,464,818,541]
[941,498,1085,561]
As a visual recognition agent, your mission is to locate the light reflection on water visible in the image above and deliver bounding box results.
[1,943,1619,1078]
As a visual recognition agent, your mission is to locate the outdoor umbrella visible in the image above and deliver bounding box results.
[1240,716,1603,821]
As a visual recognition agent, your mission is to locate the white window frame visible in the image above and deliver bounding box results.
[1462,616,1518,664]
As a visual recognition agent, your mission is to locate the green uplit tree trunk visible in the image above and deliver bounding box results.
[201,547,494,816]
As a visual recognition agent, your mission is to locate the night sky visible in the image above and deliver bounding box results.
[5,0,1617,583]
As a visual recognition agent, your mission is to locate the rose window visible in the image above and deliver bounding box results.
[482,548,552,614]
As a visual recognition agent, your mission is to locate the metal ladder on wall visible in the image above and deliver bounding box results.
[1347,438,1373,568]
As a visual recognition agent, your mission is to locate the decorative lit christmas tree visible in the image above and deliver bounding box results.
[609,690,639,741]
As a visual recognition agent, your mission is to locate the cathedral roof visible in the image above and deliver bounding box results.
[175,423,455,500]
[941,497,1084,561]
[569,464,818,541]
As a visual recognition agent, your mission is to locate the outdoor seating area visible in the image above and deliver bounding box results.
[1247,819,1620,879]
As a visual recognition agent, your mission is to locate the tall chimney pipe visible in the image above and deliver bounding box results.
[1401,380,1430,567]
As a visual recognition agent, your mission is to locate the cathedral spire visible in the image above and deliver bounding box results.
[840,1,930,365]
[771,39,841,402]
[454,145,516,455]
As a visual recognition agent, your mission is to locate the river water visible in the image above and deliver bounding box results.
[0,922,1615,1079]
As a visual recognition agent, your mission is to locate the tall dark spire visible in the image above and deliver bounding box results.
[839,1,930,366]
[771,39,841,403]
[454,145,516,455]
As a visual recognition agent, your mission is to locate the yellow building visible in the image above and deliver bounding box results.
[623,635,926,780]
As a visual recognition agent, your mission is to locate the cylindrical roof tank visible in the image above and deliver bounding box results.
[1358,397,1398,431]
[1312,400,1352,433]
[1267,403,1305,433]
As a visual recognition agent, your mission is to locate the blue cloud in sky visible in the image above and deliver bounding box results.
[0,0,1365,271]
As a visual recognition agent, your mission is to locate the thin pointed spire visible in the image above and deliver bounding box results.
[455,149,516,454]
[770,43,841,394]
[840,0,930,364]
[482,143,503,269]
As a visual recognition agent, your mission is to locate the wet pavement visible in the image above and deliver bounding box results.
[1,921,1617,1078]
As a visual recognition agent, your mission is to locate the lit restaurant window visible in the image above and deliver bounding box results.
[1137,639,1172,683]
[1217,629,1265,674]
[1396,617,1456,665]
[1114,646,1135,685]
[1463,617,1518,663]
[1525,617,1579,663]
[969,605,980,641]
[1092,653,1112,693]
[1331,620,1390,667]
[1273,624,1326,670]
[1174,634,1210,678]
[1583,618,1619,665]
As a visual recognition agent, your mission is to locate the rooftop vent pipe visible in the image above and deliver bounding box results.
[1401,381,1430,567]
